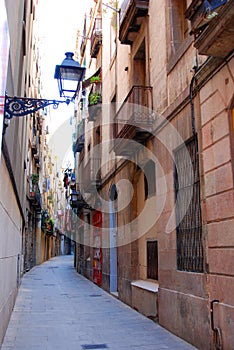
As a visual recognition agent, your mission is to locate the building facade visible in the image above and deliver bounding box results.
[0,0,39,343]
[73,0,234,349]
[0,0,63,344]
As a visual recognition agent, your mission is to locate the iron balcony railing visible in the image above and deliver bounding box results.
[114,85,154,138]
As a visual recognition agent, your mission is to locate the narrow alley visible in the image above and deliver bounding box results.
[1,255,197,350]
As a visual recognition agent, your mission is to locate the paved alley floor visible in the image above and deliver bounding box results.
[1,255,197,350]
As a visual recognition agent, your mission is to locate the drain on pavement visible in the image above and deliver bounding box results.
[88,294,102,297]
[81,345,108,349]
[48,266,59,269]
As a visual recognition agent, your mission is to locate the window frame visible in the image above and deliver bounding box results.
[167,0,192,73]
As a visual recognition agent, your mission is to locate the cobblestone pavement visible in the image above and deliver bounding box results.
[1,255,197,350]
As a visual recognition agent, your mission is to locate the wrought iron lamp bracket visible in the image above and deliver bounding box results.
[4,94,70,119]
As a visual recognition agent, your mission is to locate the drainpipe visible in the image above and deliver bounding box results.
[190,56,223,349]
[189,53,199,136]
[190,60,223,348]
[190,73,196,136]
[210,300,222,350]
[189,53,211,136]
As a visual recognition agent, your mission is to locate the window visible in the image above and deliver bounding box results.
[144,160,156,199]
[110,15,117,60]
[174,136,203,272]
[147,241,158,280]
[169,0,189,54]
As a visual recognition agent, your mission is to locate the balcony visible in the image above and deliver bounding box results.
[70,190,86,209]
[90,18,102,58]
[88,88,102,122]
[31,135,39,154]
[73,119,85,153]
[186,0,234,58]
[82,157,101,193]
[88,103,102,122]
[28,189,42,211]
[70,189,92,211]
[28,175,41,210]
[114,85,154,155]
[41,214,54,236]
[119,0,149,45]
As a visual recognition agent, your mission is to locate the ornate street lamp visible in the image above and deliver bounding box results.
[4,52,86,122]
[54,52,86,99]
[4,95,70,120]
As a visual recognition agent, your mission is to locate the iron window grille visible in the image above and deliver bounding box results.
[174,136,203,272]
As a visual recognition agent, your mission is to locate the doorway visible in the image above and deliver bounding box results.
[109,184,118,293]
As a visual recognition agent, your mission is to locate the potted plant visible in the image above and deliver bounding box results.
[88,92,102,106]
[31,173,39,184]
[29,174,39,197]
[90,75,101,84]
[46,218,54,235]
[41,210,48,232]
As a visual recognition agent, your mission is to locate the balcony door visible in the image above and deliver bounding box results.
[133,39,146,86]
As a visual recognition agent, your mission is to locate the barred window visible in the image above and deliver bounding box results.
[147,241,158,280]
[174,137,203,272]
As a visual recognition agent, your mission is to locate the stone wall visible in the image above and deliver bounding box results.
[0,156,22,345]
[200,57,234,350]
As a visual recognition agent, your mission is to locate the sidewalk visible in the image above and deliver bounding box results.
[1,255,197,350]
